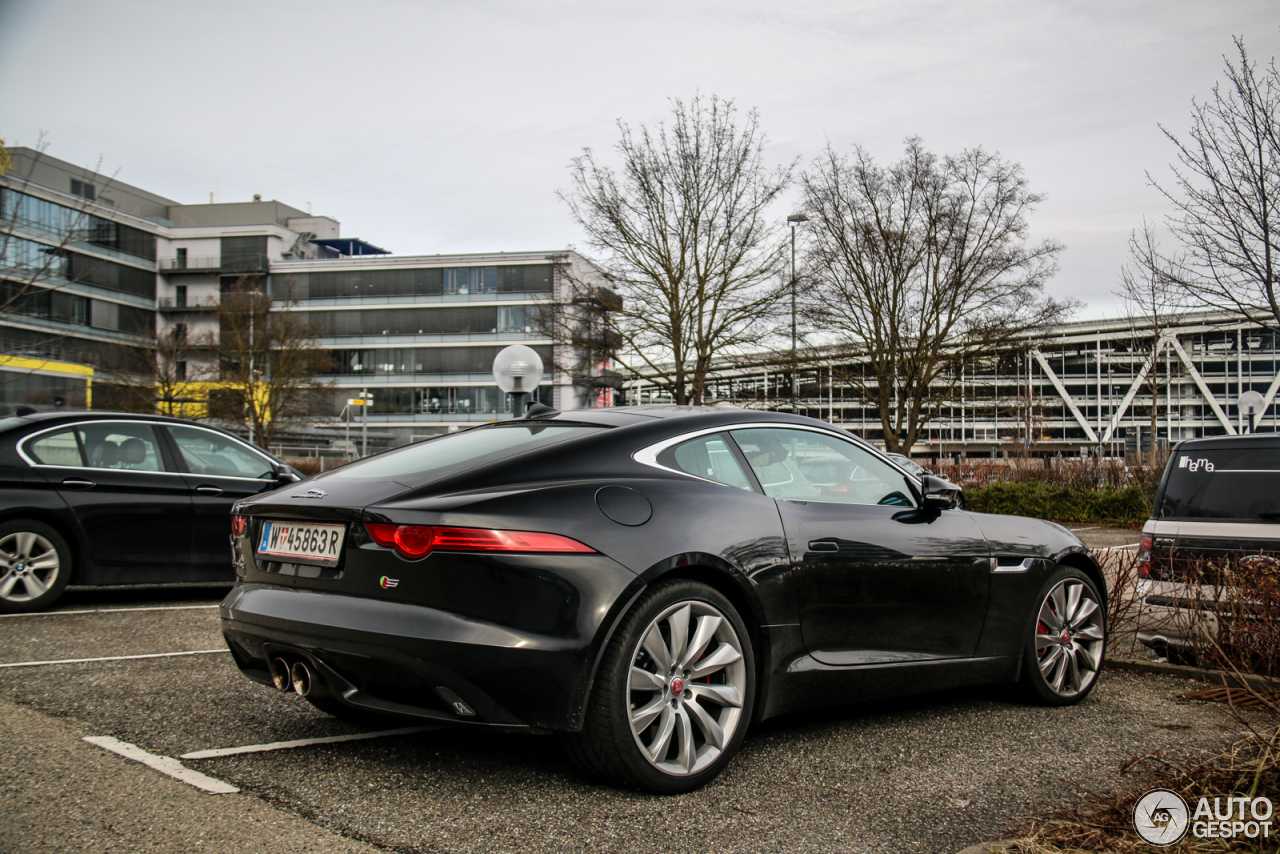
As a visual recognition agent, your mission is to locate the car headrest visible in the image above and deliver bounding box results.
[119,437,147,465]
[91,441,120,466]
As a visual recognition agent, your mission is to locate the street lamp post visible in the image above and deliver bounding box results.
[787,213,808,409]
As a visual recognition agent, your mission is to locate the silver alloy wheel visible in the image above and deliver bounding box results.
[0,531,61,603]
[627,600,747,776]
[1035,578,1105,697]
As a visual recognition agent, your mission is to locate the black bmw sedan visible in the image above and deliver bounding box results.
[222,405,1106,793]
[0,410,300,612]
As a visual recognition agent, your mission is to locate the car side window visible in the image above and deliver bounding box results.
[168,425,274,479]
[732,428,915,507]
[658,433,754,491]
[75,423,164,472]
[25,428,84,467]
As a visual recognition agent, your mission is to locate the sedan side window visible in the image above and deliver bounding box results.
[75,423,164,472]
[25,428,84,467]
[733,428,915,507]
[168,425,274,479]
[657,433,754,491]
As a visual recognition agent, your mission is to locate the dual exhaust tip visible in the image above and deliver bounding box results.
[269,656,329,698]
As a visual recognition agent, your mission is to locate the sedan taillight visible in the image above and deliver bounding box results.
[364,523,596,560]
[231,514,249,538]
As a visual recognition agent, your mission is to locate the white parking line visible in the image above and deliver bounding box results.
[1097,544,1141,552]
[181,725,440,760]
[83,735,239,794]
[0,604,219,618]
[0,649,226,668]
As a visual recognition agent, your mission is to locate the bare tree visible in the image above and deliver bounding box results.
[201,277,332,450]
[1149,37,1280,328]
[94,319,211,416]
[558,94,793,405]
[801,137,1070,454]
[1116,221,1187,457]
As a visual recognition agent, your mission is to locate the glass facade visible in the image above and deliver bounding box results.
[340,384,554,416]
[283,264,554,300]
[329,344,553,377]
[0,370,89,415]
[1,188,156,260]
[0,280,154,333]
[304,305,537,337]
[221,236,268,272]
[1,235,155,299]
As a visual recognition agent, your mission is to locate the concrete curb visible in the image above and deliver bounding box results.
[1105,656,1275,692]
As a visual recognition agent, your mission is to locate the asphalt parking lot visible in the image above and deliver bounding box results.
[0,526,1237,854]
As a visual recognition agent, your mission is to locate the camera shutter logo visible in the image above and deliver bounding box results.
[1134,789,1190,846]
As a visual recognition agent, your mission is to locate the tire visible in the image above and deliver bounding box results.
[566,579,755,794]
[0,520,72,613]
[1019,566,1106,705]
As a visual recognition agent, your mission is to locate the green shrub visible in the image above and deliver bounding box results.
[964,481,1153,527]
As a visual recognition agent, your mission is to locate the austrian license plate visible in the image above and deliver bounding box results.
[257,521,345,566]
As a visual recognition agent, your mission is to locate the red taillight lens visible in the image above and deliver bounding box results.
[1136,534,1153,578]
[231,514,248,538]
[364,523,595,560]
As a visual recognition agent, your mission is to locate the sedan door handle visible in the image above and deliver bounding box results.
[195,485,224,495]
[807,540,839,552]
[61,478,96,489]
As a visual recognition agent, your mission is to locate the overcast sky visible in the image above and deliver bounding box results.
[2,0,1277,319]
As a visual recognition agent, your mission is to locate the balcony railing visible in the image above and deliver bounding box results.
[158,253,269,274]
[157,296,220,311]
[159,256,220,273]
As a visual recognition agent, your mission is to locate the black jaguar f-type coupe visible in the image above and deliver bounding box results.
[221,406,1106,793]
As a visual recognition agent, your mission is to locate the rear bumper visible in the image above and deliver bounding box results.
[1135,579,1223,651]
[221,565,640,732]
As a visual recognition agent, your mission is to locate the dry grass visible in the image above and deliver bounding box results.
[996,552,1280,853]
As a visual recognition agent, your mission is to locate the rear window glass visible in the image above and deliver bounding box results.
[658,433,753,491]
[332,423,601,480]
[1159,447,1280,520]
[26,428,83,467]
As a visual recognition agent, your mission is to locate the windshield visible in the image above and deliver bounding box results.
[331,423,601,481]
[1159,446,1280,520]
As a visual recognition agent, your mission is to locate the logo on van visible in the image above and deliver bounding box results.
[1179,457,1215,473]
[379,576,399,589]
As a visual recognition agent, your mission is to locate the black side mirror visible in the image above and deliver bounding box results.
[275,463,300,484]
[920,474,960,510]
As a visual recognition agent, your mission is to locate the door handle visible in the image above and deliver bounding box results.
[807,540,839,552]
[195,485,224,495]
[61,478,96,489]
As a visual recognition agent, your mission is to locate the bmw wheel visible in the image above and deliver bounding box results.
[0,520,72,613]
[1020,566,1106,705]
[568,579,755,793]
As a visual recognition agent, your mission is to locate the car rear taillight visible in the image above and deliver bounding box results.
[1136,534,1153,577]
[364,523,596,560]
[231,514,249,538]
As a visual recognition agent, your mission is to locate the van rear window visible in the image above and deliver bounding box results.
[1159,447,1280,520]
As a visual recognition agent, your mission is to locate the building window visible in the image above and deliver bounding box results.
[89,300,120,331]
[70,179,96,201]
[175,248,188,270]
[175,361,187,381]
